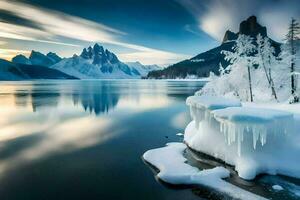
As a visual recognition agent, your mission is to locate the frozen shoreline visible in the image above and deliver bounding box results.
[143,143,266,200]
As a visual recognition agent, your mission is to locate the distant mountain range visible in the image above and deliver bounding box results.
[12,51,62,67]
[0,44,161,80]
[125,61,160,77]
[0,59,77,80]
[147,16,281,79]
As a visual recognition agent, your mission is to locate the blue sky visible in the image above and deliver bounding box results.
[0,0,299,65]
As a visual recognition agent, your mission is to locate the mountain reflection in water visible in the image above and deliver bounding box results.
[0,80,206,200]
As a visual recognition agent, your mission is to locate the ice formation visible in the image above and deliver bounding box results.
[213,107,294,156]
[186,95,241,129]
[143,143,266,200]
[184,95,300,180]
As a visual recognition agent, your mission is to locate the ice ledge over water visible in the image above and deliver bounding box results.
[186,95,241,110]
[143,143,266,200]
[185,95,300,180]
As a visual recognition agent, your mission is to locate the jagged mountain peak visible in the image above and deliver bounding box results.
[29,50,45,58]
[223,15,267,43]
[239,15,267,37]
[80,43,120,65]
[46,52,62,63]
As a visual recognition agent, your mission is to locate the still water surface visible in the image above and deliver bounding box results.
[0,80,209,200]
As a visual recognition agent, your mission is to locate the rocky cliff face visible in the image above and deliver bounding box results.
[223,16,267,43]
[239,16,267,37]
[222,30,238,43]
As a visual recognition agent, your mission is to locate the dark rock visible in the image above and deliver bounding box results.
[239,16,267,37]
[222,30,238,43]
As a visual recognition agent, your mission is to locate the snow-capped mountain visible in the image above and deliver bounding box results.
[125,61,161,77]
[9,44,160,79]
[12,51,62,67]
[50,44,141,79]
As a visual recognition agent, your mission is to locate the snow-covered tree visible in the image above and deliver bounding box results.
[222,35,256,101]
[285,18,300,103]
[256,34,278,100]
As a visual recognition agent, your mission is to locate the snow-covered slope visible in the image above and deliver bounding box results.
[125,61,161,77]
[50,44,142,79]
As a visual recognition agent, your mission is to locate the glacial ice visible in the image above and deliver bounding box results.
[184,95,300,180]
[143,143,266,200]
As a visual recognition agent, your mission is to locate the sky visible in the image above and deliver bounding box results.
[0,0,299,65]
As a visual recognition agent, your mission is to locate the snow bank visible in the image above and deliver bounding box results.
[143,143,266,200]
[184,96,300,180]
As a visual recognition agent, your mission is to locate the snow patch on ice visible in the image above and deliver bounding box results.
[272,185,283,191]
[143,142,266,200]
[186,95,241,111]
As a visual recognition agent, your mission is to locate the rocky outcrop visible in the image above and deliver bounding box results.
[239,16,267,37]
[222,30,238,43]
[223,16,267,43]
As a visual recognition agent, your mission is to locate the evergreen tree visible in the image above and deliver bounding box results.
[285,18,300,103]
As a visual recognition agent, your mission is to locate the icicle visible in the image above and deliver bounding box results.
[237,125,242,156]
[253,127,259,149]
[260,128,267,146]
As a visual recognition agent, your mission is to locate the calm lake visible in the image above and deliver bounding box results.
[0,80,209,200]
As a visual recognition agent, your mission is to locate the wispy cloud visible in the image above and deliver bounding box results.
[0,0,189,64]
[178,0,300,42]
[0,48,31,60]
[0,21,80,47]
[119,49,188,66]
